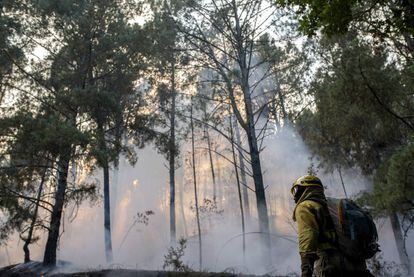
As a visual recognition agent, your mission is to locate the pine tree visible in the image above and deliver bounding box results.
[296,34,414,272]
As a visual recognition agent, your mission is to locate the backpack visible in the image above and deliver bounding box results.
[326,197,380,260]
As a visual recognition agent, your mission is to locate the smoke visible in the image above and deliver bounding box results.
[261,125,414,275]
[0,125,413,276]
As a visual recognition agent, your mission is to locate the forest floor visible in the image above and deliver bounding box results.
[0,263,292,277]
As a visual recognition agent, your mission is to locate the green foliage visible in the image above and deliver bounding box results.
[296,35,413,174]
[34,0,157,169]
[276,0,357,36]
[360,141,414,217]
[0,179,32,242]
[275,0,414,40]
[163,238,192,272]
[144,2,178,67]
[0,108,90,243]
[0,1,26,102]
[0,0,156,247]
[142,0,191,164]
[294,31,414,237]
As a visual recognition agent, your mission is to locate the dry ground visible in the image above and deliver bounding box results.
[0,263,293,277]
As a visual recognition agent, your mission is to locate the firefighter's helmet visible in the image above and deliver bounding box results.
[291,175,323,196]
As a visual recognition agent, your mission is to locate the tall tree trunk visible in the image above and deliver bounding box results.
[24,163,49,263]
[97,121,113,263]
[43,34,93,266]
[169,59,177,244]
[234,120,249,219]
[337,166,348,198]
[230,114,246,264]
[270,99,281,131]
[389,212,411,274]
[70,159,77,185]
[277,84,288,126]
[191,98,202,270]
[215,152,222,206]
[231,0,271,260]
[111,98,123,226]
[110,160,119,227]
[205,128,217,201]
[43,148,71,266]
[103,159,113,263]
[243,85,271,260]
[179,182,188,238]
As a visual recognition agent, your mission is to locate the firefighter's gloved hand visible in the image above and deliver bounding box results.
[300,252,317,277]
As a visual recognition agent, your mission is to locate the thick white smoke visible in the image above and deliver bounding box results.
[0,126,412,275]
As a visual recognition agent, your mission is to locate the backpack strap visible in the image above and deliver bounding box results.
[304,198,339,248]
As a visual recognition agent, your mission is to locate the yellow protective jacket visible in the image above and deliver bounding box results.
[293,187,370,276]
[292,187,336,253]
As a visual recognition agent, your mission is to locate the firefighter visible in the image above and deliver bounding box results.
[291,175,372,277]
